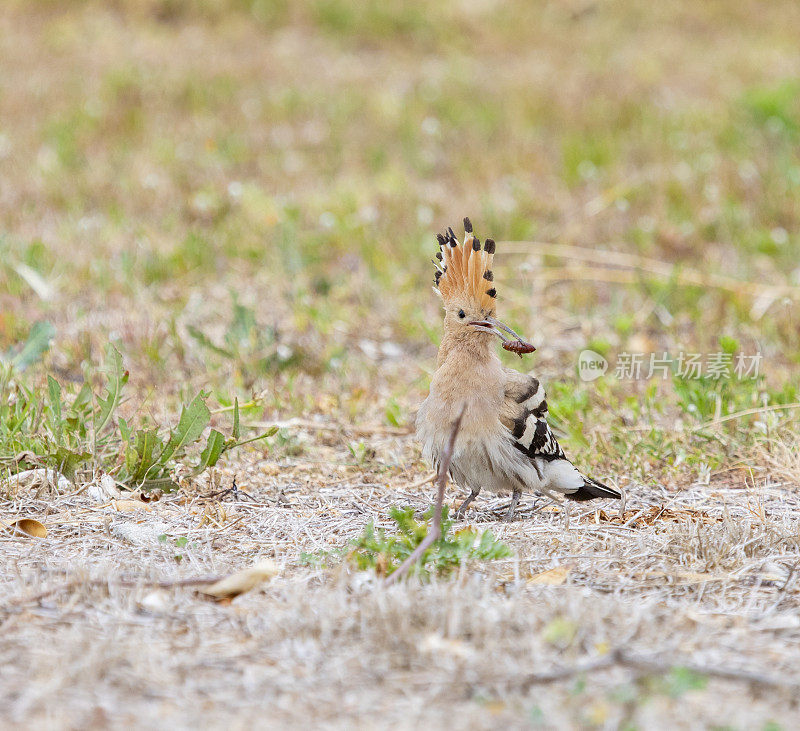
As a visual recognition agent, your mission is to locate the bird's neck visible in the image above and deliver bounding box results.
[437,329,494,370]
[426,330,504,433]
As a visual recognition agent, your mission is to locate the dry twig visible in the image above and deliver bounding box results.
[2,575,223,612]
[518,648,799,691]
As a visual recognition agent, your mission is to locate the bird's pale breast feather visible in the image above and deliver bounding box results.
[417,377,546,497]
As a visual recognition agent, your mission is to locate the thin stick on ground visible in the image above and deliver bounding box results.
[518,649,800,692]
[2,575,224,612]
[398,472,437,491]
[384,406,465,586]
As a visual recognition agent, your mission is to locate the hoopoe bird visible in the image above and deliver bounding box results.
[416,218,621,521]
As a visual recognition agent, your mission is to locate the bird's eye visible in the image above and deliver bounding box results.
[458,309,466,319]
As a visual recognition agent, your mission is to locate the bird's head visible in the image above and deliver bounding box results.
[433,218,535,354]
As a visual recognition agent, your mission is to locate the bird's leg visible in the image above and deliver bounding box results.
[503,488,522,522]
[455,486,481,518]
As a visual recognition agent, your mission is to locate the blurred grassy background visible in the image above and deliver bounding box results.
[1,0,798,486]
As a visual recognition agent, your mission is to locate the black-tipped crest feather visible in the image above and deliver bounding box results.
[432,218,498,312]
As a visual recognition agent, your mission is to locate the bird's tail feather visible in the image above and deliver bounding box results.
[566,476,621,502]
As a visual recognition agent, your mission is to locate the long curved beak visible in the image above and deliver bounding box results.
[468,316,535,351]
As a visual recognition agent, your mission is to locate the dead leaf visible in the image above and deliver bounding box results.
[200,560,278,602]
[1,518,48,538]
[420,633,474,659]
[4,468,72,493]
[87,475,122,503]
[528,564,573,586]
[139,590,170,613]
[111,500,151,512]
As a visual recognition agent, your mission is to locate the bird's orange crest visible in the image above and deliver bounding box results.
[433,217,497,313]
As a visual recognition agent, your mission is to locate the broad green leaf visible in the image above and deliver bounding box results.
[192,429,225,475]
[140,476,178,491]
[123,443,138,476]
[70,382,93,418]
[128,428,163,484]
[47,375,62,441]
[4,392,35,438]
[157,393,210,465]
[118,416,131,443]
[95,345,128,435]
[50,445,91,480]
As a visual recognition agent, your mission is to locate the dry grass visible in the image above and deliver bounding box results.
[2,0,800,728]
[4,429,800,728]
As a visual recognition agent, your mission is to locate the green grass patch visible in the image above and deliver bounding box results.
[301,506,512,580]
[0,340,276,491]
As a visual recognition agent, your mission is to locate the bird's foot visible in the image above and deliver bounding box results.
[502,489,522,522]
[455,488,481,519]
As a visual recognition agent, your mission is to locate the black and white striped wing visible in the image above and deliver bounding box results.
[501,373,565,463]
[499,371,621,500]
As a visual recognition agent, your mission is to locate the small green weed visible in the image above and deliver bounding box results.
[158,533,198,562]
[672,337,764,422]
[347,440,370,464]
[660,666,708,698]
[0,344,276,491]
[187,295,299,387]
[302,506,512,580]
[383,397,403,427]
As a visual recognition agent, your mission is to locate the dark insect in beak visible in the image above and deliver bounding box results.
[468,316,536,357]
[502,339,536,357]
